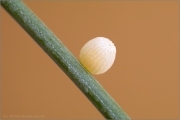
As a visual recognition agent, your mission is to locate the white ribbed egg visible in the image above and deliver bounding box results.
[79,37,116,75]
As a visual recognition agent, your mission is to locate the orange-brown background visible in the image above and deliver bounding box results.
[1,1,179,119]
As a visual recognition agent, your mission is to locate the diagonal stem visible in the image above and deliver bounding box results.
[1,0,130,119]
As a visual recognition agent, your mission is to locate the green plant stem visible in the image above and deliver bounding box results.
[1,0,130,119]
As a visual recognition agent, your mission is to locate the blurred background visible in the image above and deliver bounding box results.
[1,1,179,119]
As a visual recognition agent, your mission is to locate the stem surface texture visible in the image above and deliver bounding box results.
[1,0,130,119]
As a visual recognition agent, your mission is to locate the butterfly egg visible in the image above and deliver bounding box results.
[79,37,116,75]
